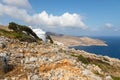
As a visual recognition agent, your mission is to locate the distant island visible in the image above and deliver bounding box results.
[50,34,107,47]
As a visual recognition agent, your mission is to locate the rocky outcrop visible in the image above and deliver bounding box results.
[0,56,8,74]
[0,36,119,80]
[0,36,7,48]
[0,52,9,77]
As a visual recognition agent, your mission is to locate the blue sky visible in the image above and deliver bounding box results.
[0,0,120,36]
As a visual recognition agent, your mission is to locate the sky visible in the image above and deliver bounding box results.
[0,0,120,36]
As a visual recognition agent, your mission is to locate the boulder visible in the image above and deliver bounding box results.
[31,75,39,80]
[15,53,24,58]
[0,42,6,48]
[0,36,6,49]
[0,56,8,75]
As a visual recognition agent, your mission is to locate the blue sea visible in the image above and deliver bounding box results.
[72,36,120,59]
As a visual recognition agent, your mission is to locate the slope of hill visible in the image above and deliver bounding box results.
[0,36,120,80]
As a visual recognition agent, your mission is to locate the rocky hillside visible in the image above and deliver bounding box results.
[0,36,120,80]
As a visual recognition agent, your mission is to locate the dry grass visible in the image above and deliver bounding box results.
[0,25,10,31]
[39,59,72,72]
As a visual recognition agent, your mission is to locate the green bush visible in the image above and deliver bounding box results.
[111,76,120,80]
[8,22,18,31]
[8,22,39,39]
[8,22,54,43]
[77,55,89,64]
[1,22,42,42]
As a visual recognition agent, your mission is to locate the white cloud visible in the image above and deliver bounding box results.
[105,23,113,28]
[0,1,87,29]
[2,0,31,8]
[31,11,87,29]
[0,3,31,21]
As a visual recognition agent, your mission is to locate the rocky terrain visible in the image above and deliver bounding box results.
[0,36,120,80]
[51,35,107,47]
[0,24,120,80]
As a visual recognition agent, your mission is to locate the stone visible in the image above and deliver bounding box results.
[81,69,102,80]
[24,64,36,70]
[29,57,38,62]
[0,56,8,75]
[0,42,6,48]
[15,53,24,58]
[24,57,29,63]
[0,53,7,57]
[105,76,112,80]
[0,53,9,64]
[31,75,39,80]
[0,36,6,49]
[19,49,24,53]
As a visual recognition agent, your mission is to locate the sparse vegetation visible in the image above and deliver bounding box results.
[8,22,18,32]
[0,22,42,42]
[111,76,120,80]
[77,55,89,64]
[1,22,54,43]
[71,54,120,78]
[8,22,39,39]
[71,54,90,64]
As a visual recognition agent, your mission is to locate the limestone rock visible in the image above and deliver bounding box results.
[31,75,39,80]
[0,43,6,49]
[0,36,7,48]
[0,56,8,75]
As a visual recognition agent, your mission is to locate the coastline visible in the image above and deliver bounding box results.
[51,35,108,47]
